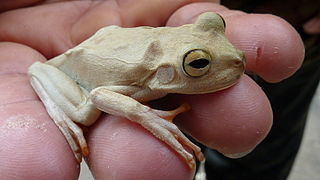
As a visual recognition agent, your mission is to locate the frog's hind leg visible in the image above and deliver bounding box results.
[28,62,101,162]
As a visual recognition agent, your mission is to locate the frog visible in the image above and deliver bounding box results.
[28,12,245,169]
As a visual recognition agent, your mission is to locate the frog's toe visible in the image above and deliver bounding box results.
[186,156,196,169]
[141,110,204,168]
[65,119,89,157]
[152,103,191,122]
[54,112,87,162]
[153,116,205,163]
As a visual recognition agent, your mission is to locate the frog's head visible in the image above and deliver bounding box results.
[147,12,245,94]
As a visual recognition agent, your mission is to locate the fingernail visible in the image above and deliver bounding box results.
[223,149,253,159]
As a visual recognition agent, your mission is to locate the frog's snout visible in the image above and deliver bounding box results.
[231,49,246,69]
[230,56,246,72]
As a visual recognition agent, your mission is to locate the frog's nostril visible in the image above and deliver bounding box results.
[233,59,243,67]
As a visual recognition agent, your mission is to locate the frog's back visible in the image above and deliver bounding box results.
[46,26,172,91]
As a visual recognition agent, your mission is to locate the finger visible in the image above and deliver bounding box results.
[163,75,273,156]
[70,0,217,44]
[167,3,305,82]
[0,42,79,179]
[0,0,214,58]
[86,115,195,179]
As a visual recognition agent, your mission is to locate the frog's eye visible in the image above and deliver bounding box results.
[183,49,211,77]
[217,13,226,30]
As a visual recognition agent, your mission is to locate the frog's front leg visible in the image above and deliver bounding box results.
[90,87,204,169]
[28,62,101,162]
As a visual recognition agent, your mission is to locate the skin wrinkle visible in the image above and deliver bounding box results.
[70,2,123,45]
[117,1,216,27]
[47,2,89,54]
[0,72,37,96]
[0,99,39,108]
[0,72,27,76]
[69,1,102,45]
[113,0,125,8]
[0,42,45,74]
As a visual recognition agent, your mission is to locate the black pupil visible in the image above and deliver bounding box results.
[188,59,209,69]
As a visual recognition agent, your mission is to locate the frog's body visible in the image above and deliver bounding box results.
[28,12,245,169]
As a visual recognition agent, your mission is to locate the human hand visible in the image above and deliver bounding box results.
[0,1,304,179]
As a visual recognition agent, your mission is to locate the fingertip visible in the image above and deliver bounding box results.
[225,14,305,82]
[86,115,194,180]
[173,75,273,155]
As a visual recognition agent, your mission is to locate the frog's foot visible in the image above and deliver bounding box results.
[141,105,204,169]
[30,76,87,163]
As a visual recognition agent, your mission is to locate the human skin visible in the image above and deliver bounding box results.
[0,0,304,179]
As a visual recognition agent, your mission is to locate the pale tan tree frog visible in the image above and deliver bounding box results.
[28,12,245,169]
